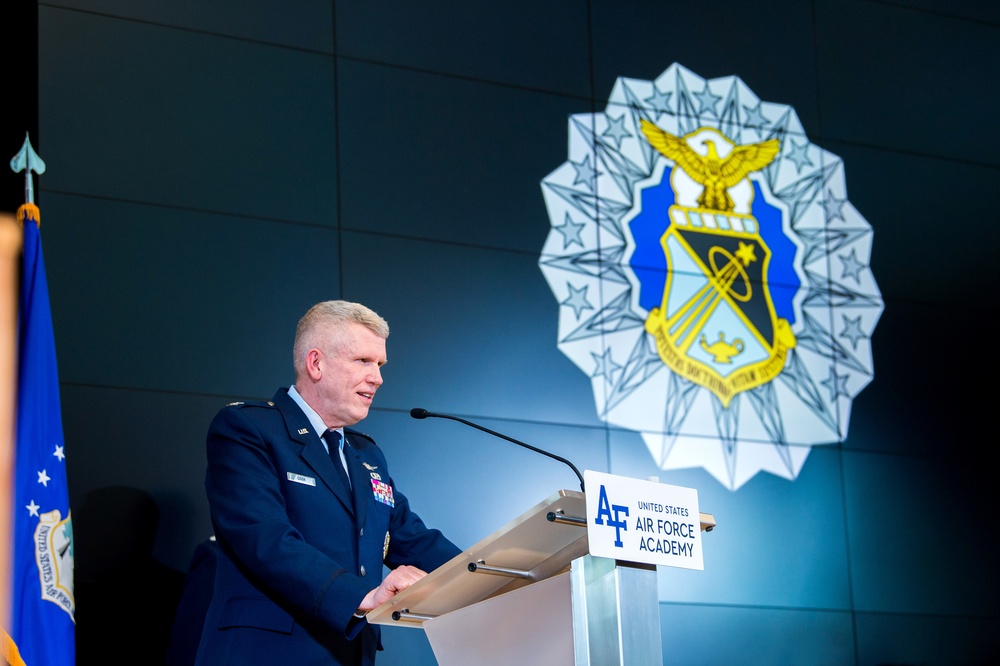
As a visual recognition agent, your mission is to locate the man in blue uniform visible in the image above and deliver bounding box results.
[195,300,461,665]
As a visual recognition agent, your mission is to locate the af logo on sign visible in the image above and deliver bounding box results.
[540,64,882,490]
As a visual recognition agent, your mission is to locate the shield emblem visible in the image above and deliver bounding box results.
[645,204,796,407]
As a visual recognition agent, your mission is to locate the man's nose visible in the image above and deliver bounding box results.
[368,367,383,385]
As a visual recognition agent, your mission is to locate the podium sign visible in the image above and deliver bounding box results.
[585,470,703,570]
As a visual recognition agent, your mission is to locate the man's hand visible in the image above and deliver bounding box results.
[358,565,428,613]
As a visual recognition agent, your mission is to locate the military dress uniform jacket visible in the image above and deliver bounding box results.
[195,388,461,666]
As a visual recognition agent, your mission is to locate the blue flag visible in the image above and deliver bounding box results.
[9,213,75,666]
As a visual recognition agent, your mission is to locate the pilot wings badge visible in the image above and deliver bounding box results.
[639,121,795,407]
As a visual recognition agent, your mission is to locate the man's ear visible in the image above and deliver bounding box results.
[304,348,323,381]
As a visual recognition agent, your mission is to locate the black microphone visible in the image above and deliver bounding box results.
[410,408,585,491]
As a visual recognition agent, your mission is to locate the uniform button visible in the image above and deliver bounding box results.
[360,565,367,576]
[360,528,364,537]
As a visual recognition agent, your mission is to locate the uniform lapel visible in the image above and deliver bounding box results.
[343,433,369,527]
[273,389,355,515]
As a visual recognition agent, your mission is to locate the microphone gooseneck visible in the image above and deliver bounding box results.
[410,408,585,492]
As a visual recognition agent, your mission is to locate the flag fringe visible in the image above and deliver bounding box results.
[1,629,27,666]
[15,204,40,228]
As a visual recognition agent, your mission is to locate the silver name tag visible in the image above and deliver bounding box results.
[287,472,316,486]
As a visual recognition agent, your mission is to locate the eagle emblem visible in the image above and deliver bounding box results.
[640,119,780,213]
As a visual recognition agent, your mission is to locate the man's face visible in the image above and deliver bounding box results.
[313,322,387,429]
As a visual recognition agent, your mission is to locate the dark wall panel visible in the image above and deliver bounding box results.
[38,7,338,224]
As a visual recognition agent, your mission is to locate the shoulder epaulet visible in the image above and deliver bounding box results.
[224,399,276,409]
[345,428,377,446]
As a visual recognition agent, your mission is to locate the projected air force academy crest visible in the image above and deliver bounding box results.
[540,64,883,490]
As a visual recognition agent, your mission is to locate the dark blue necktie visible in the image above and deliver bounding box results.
[326,429,351,490]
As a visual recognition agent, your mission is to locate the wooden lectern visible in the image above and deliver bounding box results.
[367,489,716,665]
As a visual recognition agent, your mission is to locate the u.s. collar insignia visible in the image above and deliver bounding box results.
[362,462,378,471]
[297,428,309,435]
